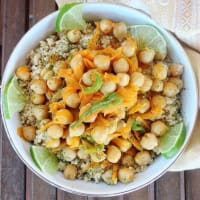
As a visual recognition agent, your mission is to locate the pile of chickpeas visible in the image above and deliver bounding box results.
[15,18,183,184]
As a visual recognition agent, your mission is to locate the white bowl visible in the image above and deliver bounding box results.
[1,3,198,196]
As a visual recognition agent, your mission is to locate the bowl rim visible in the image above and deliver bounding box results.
[1,2,199,197]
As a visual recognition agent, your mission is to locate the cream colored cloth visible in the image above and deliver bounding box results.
[55,0,200,171]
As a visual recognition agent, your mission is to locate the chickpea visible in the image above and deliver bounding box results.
[117,73,130,87]
[22,126,36,142]
[30,79,47,95]
[100,81,117,94]
[118,167,135,183]
[112,138,132,152]
[64,164,77,180]
[69,123,85,137]
[140,76,153,93]
[107,118,118,134]
[91,126,109,144]
[163,82,179,97]
[32,105,48,120]
[79,104,97,123]
[113,58,129,73]
[137,98,150,113]
[47,124,63,139]
[45,138,60,148]
[90,152,106,162]
[151,120,169,136]
[47,77,62,91]
[139,48,155,64]
[151,79,164,92]
[70,54,83,69]
[117,120,126,131]
[168,77,183,90]
[151,95,166,109]
[53,61,67,74]
[113,22,127,41]
[94,54,110,71]
[67,30,81,43]
[135,151,152,166]
[82,70,93,86]
[168,63,183,76]
[102,169,113,185]
[66,136,80,148]
[53,109,73,125]
[122,39,137,57]
[16,66,31,81]
[66,93,80,108]
[77,149,89,160]
[140,133,158,150]
[130,72,145,87]
[62,147,77,161]
[40,68,54,80]
[121,154,135,167]
[99,19,113,34]
[31,93,45,105]
[152,62,168,80]
[107,145,121,163]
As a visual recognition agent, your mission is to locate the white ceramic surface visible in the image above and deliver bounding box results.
[1,3,198,196]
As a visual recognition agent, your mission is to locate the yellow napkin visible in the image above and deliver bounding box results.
[55,0,200,171]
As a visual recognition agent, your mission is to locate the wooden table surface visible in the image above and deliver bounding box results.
[0,0,200,199]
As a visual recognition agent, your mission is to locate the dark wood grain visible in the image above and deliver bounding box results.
[155,172,184,200]
[25,1,57,200]
[88,196,124,200]
[185,169,200,200]
[1,0,27,199]
[57,190,87,200]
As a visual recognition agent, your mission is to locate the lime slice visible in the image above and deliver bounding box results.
[159,122,186,159]
[129,25,167,60]
[56,3,86,32]
[3,75,26,119]
[30,145,58,174]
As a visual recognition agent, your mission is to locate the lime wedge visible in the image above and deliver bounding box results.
[159,122,186,159]
[3,75,26,119]
[30,145,58,174]
[56,3,86,32]
[129,25,167,60]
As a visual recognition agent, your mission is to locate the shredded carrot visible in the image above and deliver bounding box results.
[135,107,163,120]
[103,73,119,83]
[128,103,145,115]
[58,68,80,88]
[73,65,84,81]
[88,22,100,49]
[89,115,110,129]
[110,48,123,61]
[79,49,97,60]
[83,58,96,69]
[49,101,65,114]
[66,136,80,149]
[127,55,139,74]
[117,85,138,108]
[130,136,143,151]
[134,131,141,141]
[118,125,131,139]
[40,121,66,132]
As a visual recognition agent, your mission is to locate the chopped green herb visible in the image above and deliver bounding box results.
[131,121,145,132]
